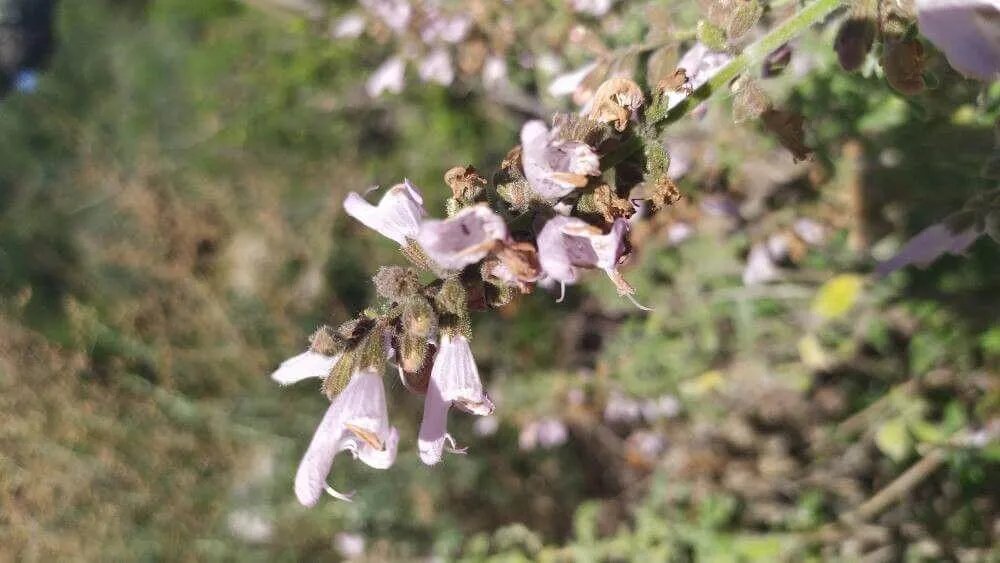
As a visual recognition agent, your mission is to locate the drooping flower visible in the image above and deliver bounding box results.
[271,350,340,386]
[521,121,601,202]
[916,0,1000,81]
[418,48,455,86]
[418,333,494,465]
[366,56,407,98]
[416,205,508,270]
[536,216,629,286]
[294,368,400,505]
[344,180,427,245]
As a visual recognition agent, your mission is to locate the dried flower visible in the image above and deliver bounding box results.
[444,165,488,201]
[344,180,427,246]
[760,108,812,162]
[418,333,494,465]
[589,78,645,132]
[416,205,508,270]
[882,38,926,95]
[521,120,601,202]
[294,368,399,505]
[916,0,1000,81]
[366,56,407,98]
[834,17,876,72]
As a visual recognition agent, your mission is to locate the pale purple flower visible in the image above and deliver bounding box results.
[794,218,826,245]
[547,61,599,97]
[742,242,782,286]
[360,0,412,32]
[482,56,509,87]
[537,216,629,287]
[568,0,617,17]
[418,333,494,465]
[366,56,406,98]
[875,221,984,278]
[473,415,500,437]
[603,391,642,424]
[418,48,455,86]
[666,42,734,110]
[916,0,1000,80]
[294,368,399,505]
[416,205,508,270]
[343,180,426,245]
[271,350,339,386]
[667,222,694,246]
[519,418,569,451]
[420,11,472,44]
[334,532,366,559]
[331,13,366,39]
[521,121,601,202]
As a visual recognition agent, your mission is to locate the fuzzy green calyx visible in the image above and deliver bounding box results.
[726,0,763,40]
[697,20,728,52]
[309,325,343,356]
[372,266,420,301]
[435,278,468,316]
[402,295,438,339]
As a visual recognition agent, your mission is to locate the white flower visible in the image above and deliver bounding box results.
[294,368,399,505]
[568,0,617,17]
[420,11,472,44]
[547,61,598,97]
[360,0,412,32]
[521,120,601,202]
[271,350,339,386]
[482,56,509,87]
[343,179,427,245]
[916,0,1000,80]
[665,42,734,111]
[418,333,494,465]
[416,205,508,270]
[366,56,406,98]
[742,242,782,286]
[331,13,366,39]
[418,48,455,86]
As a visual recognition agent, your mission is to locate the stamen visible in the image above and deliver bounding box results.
[624,292,654,312]
[346,424,386,451]
[555,282,567,303]
[444,434,469,455]
[325,483,355,502]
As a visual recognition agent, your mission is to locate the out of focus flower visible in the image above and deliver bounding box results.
[603,391,642,424]
[641,394,682,421]
[666,222,694,246]
[360,0,412,32]
[519,417,569,451]
[416,205,508,270]
[294,368,400,505]
[366,56,407,97]
[548,61,599,97]
[418,48,455,86]
[419,11,471,44]
[521,120,600,202]
[344,180,427,246]
[331,13,366,39]
[474,415,500,437]
[568,0,617,17]
[271,350,339,386]
[419,333,495,465]
[743,242,782,286]
[875,221,984,278]
[794,218,826,245]
[916,0,1000,80]
[334,532,367,559]
[482,56,509,87]
[227,510,273,543]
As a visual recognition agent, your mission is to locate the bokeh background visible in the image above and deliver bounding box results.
[2,0,999,561]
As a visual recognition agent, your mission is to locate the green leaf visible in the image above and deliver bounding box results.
[876,416,913,462]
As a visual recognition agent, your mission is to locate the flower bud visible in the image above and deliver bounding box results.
[400,332,430,374]
[309,325,343,356]
[726,0,763,41]
[372,266,420,301]
[322,352,356,399]
[834,17,876,72]
[402,296,438,339]
[435,278,468,316]
[697,20,728,52]
[730,75,770,123]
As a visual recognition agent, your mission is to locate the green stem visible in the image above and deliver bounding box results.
[661,0,846,126]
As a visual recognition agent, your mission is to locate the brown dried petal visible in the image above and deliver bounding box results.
[761,108,812,162]
[590,78,645,132]
[444,165,488,200]
[834,17,876,72]
[593,183,636,223]
[882,38,926,96]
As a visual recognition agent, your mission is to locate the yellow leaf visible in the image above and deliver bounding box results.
[812,274,864,320]
[798,334,829,370]
[875,416,912,462]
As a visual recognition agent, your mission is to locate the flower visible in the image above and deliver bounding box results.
[418,333,494,465]
[366,56,407,98]
[331,13,367,39]
[343,180,426,245]
[418,48,455,86]
[360,0,412,33]
[547,61,599,97]
[482,56,508,87]
[271,350,339,386]
[521,121,601,202]
[665,42,734,111]
[416,205,508,270]
[568,0,617,17]
[916,0,1000,81]
[294,368,399,505]
[537,216,629,286]
[874,221,984,278]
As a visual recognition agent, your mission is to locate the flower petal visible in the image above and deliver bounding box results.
[271,351,338,386]
[365,56,407,98]
[344,180,426,245]
[917,0,1000,81]
[416,205,508,270]
[294,400,348,506]
[418,379,451,465]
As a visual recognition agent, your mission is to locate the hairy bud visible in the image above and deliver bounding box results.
[309,325,343,356]
[372,266,420,301]
[834,17,876,72]
[400,332,430,374]
[435,278,468,316]
[321,352,355,399]
[697,20,729,52]
[402,296,438,339]
[590,78,645,132]
[726,0,763,40]
[336,317,375,342]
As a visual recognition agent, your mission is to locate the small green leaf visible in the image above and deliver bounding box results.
[876,416,913,462]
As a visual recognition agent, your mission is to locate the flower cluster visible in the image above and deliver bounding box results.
[271,74,672,503]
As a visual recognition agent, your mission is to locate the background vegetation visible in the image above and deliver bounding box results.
[1,0,998,561]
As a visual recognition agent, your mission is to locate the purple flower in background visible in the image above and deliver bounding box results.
[294,368,399,505]
[568,0,617,17]
[742,242,782,286]
[271,350,339,386]
[916,0,1000,81]
[331,13,366,39]
[547,61,599,97]
[418,48,455,86]
[875,221,984,278]
[537,216,629,286]
[482,56,509,87]
[344,180,426,245]
[419,11,472,44]
[418,333,494,465]
[519,417,569,451]
[416,205,508,270]
[366,56,406,97]
[360,0,412,32]
[521,121,601,202]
